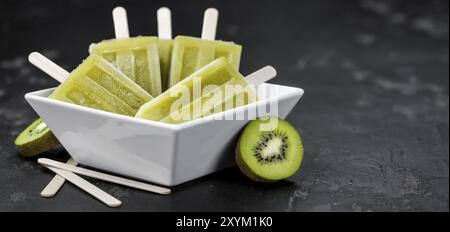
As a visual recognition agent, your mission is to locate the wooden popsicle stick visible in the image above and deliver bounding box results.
[29,52,79,198]
[113,6,130,39]
[28,52,69,83]
[40,158,77,198]
[43,165,122,208]
[201,8,219,40]
[38,158,171,195]
[157,7,172,39]
[245,66,277,86]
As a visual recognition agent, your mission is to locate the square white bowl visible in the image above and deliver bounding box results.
[25,83,304,186]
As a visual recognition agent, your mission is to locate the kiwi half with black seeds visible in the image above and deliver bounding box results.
[15,119,60,157]
[236,117,304,182]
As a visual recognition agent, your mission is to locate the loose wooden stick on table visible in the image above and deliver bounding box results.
[29,52,123,206]
[44,165,122,208]
[41,158,77,197]
[39,158,171,195]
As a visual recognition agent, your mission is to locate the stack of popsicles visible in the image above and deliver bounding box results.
[30,7,273,124]
[18,7,277,157]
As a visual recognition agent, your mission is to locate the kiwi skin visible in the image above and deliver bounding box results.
[235,117,304,182]
[16,131,59,157]
[15,119,60,157]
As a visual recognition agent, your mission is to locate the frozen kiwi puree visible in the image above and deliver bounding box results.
[50,54,152,116]
[157,39,174,91]
[167,36,242,88]
[136,57,258,124]
[89,36,162,97]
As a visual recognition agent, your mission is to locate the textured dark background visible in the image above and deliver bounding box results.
[0,0,448,212]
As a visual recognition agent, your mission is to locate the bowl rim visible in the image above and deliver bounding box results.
[25,83,304,131]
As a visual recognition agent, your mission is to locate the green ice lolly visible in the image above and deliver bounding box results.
[161,79,257,124]
[89,36,162,96]
[50,54,152,116]
[136,57,257,124]
[167,36,242,88]
[157,39,174,92]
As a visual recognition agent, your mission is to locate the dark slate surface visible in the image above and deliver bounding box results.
[0,0,448,212]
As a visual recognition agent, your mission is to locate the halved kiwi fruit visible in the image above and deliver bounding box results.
[236,117,304,182]
[15,119,60,157]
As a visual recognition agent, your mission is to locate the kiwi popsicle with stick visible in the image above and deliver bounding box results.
[167,8,242,87]
[92,6,174,93]
[136,57,276,124]
[15,51,152,157]
[89,7,162,96]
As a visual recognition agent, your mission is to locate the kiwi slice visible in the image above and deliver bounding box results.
[15,119,60,157]
[236,117,304,182]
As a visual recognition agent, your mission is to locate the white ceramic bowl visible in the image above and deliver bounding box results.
[25,83,304,186]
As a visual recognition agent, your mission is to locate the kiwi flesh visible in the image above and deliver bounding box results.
[15,119,60,157]
[236,117,304,182]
